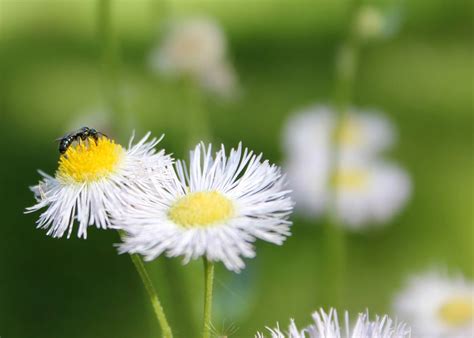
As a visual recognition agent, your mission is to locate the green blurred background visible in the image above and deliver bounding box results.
[0,0,472,337]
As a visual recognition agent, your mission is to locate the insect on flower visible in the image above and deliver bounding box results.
[26,129,172,239]
[57,126,107,154]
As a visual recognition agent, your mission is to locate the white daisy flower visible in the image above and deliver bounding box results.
[333,158,411,228]
[285,155,330,218]
[150,16,225,78]
[283,105,396,159]
[149,16,238,97]
[256,308,411,338]
[113,142,293,272]
[283,105,411,227]
[394,270,474,338]
[287,155,411,228]
[26,132,172,239]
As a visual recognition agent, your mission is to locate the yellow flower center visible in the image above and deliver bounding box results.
[332,170,369,190]
[438,298,473,327]
[335,118,361,146]
[168,191,234,228]
[56,137,124,183]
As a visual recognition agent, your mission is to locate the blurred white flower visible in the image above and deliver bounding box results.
[150,17,226,76]
[355,6,385,40]
[26,133,172,239]
[394,270,474,338]
[283,105,410,227]
[283,105,396,159]
[286,157,410,228]
[333,158,411,228]
[113,142,293,272]
[285,155,330,218]
[149,16,238,97]
[256,308,411,338]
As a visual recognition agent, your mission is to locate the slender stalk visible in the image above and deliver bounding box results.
[321,213,346,308]
[117,231,173,337]
[333,40,359,114]
[130,254,174,338]
[334,0,362,112]
[322,0,363,308]
[202,258,215,338]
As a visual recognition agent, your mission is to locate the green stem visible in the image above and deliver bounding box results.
[333,0,363,112]
[323,0,363,308]
[202,258,215,338]
[117,231,173,337]
[334,40,359,113]
[130,254,174,338]
[321,214,346,308]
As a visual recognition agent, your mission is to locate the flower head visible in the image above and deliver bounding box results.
[26,132,172,239]
[283,105,396,159]
[256,308,411,338]
[113,142,293,272]
[394,270,474,338]
[333,158,411,228]
[283,105,410,228]
[149,16,238,97]
[151,16,226,76]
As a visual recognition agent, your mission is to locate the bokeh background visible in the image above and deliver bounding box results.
[0,0,472,337]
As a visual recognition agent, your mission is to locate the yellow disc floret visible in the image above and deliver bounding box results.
[335,118,361,146]
[56,137,124,183]
[168,191,234,228]
[438,298,473,327]
[332,170,369,190]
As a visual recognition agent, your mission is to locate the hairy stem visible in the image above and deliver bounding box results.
[202,258,215,338]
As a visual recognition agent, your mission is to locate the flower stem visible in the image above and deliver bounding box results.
[321,214,346,308]
[202,258,215,338]
[322,0,363,308]
[130,253,174,338]
[334,0,363,112]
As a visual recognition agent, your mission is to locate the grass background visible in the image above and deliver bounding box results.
[0,0,472,337]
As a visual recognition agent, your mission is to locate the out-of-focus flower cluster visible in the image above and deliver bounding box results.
[394,270,474,338]
[283,105,411,229]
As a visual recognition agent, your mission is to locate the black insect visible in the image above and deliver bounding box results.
[57,127,105,154]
